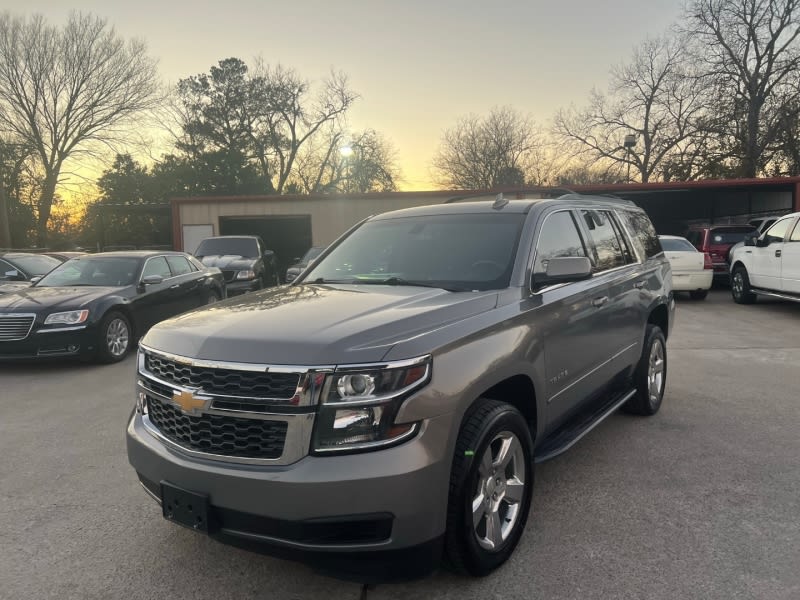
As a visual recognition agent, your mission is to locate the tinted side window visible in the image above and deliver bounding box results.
[142,257,172,279]
[534,211,588,276]
[581,210,627,271]
[0,259,15,279]
[166,255,193,275]
[620,210,662,259]
[763,218,792,244]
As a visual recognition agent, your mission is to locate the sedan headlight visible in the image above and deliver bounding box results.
[235,270,256,280]
[44,309,89,325]
[312,356,431,453]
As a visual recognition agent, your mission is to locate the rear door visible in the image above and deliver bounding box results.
[780,217,800,293]
[165,255,205,311]
[130,256,175,332]
[578,208,643,375]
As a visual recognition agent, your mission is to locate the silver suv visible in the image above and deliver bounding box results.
[127,194,674,581]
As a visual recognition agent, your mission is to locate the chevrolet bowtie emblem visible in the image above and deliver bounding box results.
[172,388,210,415]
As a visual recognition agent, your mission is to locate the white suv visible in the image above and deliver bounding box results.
[729,212,800,304]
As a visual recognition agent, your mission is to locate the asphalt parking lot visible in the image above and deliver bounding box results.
[1,289,799,600]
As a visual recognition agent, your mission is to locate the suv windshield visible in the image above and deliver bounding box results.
[195,238,259,258]
[37,257,141,287]
[302,213,525,291]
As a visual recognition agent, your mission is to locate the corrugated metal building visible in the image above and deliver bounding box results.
[172,177,800,273]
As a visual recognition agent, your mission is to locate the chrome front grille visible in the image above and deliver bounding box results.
[138,346,327,465]
[0,314,36,341]
[144,353,300,400]
[146,397,288,459]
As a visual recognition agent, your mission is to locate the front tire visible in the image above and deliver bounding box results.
[623,324,666,416]
[444,399,533,576]
[731,266,756,304]
[96,311,131,364]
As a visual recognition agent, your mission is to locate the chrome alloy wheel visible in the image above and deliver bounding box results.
[472,431,526,551]
[647,337,666,404]
[105,318,129,358]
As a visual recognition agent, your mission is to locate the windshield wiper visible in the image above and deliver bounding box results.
[359,277,462,292]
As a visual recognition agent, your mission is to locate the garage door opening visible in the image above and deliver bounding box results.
[219,216,313,280]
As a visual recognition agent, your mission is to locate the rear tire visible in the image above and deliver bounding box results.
[444,399,533,576]
[96,311,131,364]
[623,324,666,416]
[731,266,756,304]
[689,290,708,300]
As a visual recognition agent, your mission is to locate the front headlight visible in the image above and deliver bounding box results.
[235,270,256,280]
[312,356,431,453]
[44,309,89,325]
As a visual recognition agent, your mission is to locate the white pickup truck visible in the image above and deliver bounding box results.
[729,212,800,304]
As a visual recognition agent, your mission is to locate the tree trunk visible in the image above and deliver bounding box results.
[0,185,11,248]
[36,172,58,247]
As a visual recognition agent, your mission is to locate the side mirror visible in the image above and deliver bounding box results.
[140,274,164,286]
[532,256,593,289]
[744,233,757,246]
[755,236,770,247]
[30,276,42,284]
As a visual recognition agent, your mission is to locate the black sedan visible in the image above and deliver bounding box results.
[0,251,225,363]
[0,252,62,295]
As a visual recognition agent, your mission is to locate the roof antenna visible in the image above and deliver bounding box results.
[492,193,509,210]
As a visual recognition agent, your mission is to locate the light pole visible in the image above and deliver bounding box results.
[624,134,637,183]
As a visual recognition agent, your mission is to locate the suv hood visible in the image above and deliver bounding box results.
[199,255,257,270]
[143,283,499,364]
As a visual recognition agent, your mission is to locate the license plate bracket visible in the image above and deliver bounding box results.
[160,481,212,533]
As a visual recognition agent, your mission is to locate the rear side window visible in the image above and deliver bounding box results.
[581,210,628,271]
[620,210,662,259]
[534,211,588,276]
[166,255,194,275]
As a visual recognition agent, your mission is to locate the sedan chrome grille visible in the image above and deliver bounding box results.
[0,314,36,341]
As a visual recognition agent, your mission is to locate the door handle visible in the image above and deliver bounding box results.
[170,284,180,290]
[775,249,782,258]
[592,296,609,307]
[633,281,646,289]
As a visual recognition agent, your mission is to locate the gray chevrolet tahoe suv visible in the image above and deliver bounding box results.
[127,194,674,581]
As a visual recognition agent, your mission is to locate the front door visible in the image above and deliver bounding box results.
[781,217,800,293]
[750,217,793,289]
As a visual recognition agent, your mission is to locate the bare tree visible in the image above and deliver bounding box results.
[553,36,708,183]
[0,12,159,245]
[433,106,545,189]
[685,0,800,177]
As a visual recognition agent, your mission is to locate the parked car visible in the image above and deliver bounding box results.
[284,246,325,283]
[729,212,800,304]
[194,235,280,293]
[0,251,225,363]
[659,235,713,300]
[127,194,674,581]
[0,252,62,296]
[44,251,89,262]
[729,215,786,258]
[685,225,757,283]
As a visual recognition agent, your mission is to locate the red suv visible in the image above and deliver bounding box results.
[685,225,757,282]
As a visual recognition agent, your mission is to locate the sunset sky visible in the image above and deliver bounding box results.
[5,0,685,190]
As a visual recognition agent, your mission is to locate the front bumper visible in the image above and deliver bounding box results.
[126,410,453,581]
[0,325,95,360]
